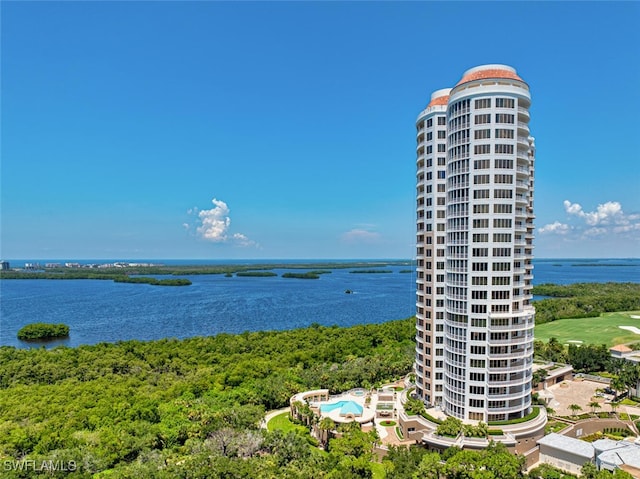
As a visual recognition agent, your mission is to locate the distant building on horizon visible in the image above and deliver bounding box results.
[414,64,536,422]
[0,261,9,271]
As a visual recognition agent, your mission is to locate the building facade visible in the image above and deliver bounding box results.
[415,65,536,422]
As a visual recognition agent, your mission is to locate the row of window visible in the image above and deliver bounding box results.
[423,116,447,129]
[424,171,447,181]
[471,262,513,271]
[470,218,513,228]
[473,174,514,184]
[419,98,519,131]
[474,98,516,109]
[471,204,513,214]
[472,233,512,242]
[424,157,447,168]
[449,116,470,131]
[470,188,513,199]
[448,128,516,141]
[473,144,514,155]
[469,247,512,257]
[425,131,447,141]
[475,114,515,125]
[450,99,471,117]
[425,144,447,154]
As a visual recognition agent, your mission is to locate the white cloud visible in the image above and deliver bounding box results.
[583,227,608,237]
[540,199,640,243]
[185,198,257,247]
[341,228,381,243]
[538,221,570,235]
[195,199,231,242]
[232,233,257,248]
[563,200,625,226]
[563,200,583,216]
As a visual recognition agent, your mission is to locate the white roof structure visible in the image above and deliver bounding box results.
[593,438,622,453]
[595,440,640,471]
[538,433,595,460]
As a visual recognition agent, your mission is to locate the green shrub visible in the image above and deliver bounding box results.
[17,323,70,341]
[488,406,541,426]
[435,417,462,437]
[114,276,191,286]
[236,271,277,277]
[282,272,320,279]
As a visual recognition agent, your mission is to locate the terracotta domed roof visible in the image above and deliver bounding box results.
[426,88,452,109]
[456,66,524,87]
[427,95,449,108]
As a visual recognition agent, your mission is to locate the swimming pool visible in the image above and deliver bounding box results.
[320,400,364,416]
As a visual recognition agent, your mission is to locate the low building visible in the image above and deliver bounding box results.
[611,344,634,359]
[537,433,595,475]
[594,439,640,473]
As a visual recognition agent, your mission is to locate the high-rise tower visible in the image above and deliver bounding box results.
[415,65,536,422]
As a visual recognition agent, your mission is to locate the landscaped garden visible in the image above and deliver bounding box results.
[266,412,309,435]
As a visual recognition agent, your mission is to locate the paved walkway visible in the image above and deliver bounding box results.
[374,381,419,447]
[261,407,290,430]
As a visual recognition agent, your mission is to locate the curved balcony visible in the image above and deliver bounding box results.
[489,349,528,360]
[487,402,531,416]
[517,108,530,122]
[488,364,531,375]
[488,375,531,388]
[445,367,466,380]
[488,323,533,335]
[444,343,466,356]
[446,382,466,395]
[517,122,529,136]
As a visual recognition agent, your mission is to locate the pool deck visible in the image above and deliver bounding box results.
[289,382,417,446]
[311,390,376,425]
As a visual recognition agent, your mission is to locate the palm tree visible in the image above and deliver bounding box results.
[569,404,582,419]
[318,417,335,448]
[610,401,620,416]
[588,401,601,416]
[611,376,627,401]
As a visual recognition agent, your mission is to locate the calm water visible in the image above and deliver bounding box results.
[1,258,638,348]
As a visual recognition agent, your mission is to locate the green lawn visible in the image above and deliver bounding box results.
[266,411,309,434]
[534,311,640,346]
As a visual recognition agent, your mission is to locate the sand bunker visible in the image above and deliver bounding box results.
[567,340,583,343]
[619,326,640,335]
[631,315,640,319]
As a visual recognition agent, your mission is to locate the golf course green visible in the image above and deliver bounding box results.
[534,311,640,347]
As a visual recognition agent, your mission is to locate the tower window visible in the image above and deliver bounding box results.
[475,98,491,109]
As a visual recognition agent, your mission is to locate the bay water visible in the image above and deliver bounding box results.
[1,258,638,348]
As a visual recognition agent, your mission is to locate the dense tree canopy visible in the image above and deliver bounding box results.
[16,323,70,341]
[0,319,414,477]
[532,283,640,324]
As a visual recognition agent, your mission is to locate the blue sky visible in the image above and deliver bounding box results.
[1,1,639,260]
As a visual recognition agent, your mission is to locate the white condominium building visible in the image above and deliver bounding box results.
[415,65,536,422]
